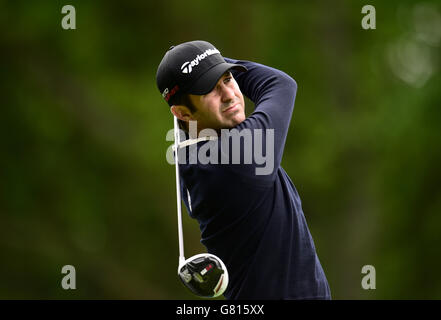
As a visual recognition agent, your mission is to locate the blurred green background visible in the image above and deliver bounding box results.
[1,0,440,299]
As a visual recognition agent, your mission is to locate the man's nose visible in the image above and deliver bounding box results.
[220,85,235,102]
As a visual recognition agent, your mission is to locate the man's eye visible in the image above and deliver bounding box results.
[224,77,232,83]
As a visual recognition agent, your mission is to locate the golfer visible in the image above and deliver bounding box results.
[156,40,331,299]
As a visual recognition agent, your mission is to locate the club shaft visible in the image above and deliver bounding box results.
[174,116,185,260]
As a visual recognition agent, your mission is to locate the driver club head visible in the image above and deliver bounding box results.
[178,253,229,298]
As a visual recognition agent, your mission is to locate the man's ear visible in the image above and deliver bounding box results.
[170,105,194,121]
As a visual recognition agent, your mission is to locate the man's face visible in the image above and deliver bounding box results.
[188,71,246,133]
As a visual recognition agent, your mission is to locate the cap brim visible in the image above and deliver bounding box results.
[188,62,247,95]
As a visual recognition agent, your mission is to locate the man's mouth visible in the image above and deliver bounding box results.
[222,103,239,113]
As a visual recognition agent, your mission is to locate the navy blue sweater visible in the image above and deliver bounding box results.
[177,58,331,299]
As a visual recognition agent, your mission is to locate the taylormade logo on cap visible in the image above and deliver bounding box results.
[181,48,220,74]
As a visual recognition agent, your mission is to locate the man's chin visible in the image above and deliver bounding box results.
[217,113,246,130]
[231,113,246,127]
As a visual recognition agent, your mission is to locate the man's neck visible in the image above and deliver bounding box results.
[187,121,220,140]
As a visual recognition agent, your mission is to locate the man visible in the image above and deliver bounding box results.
[156,40,331,299]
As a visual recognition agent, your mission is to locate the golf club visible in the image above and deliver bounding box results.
[173,116,229,298]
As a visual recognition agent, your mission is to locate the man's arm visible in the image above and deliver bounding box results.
[225,57,298,177]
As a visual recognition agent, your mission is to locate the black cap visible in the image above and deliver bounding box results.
[156,40,247,107]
